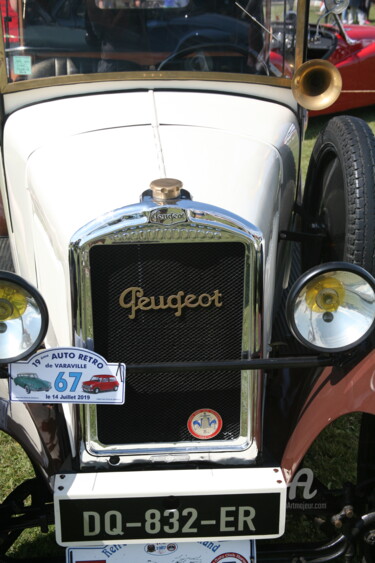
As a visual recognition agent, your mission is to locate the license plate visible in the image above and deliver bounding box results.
[66,540,256,562]
[55,468,286,546]
[59,492,280,543]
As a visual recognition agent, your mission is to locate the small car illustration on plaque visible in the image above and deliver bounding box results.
[82,374,119,394]
[13,372,51,394]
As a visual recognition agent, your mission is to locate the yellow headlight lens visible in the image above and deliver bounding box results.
[0,283,28,320]
[287,264,375,352]
[0,272,48,363]
[305,276,345,313]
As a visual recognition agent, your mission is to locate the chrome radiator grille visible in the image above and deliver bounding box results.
[90,242,244,445]
[71,196,263,465]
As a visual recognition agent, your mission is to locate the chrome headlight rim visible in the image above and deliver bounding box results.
[286,261,375,353]
[0,271,49,363]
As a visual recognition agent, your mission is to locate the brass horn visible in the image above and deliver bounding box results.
[292,59,342,111]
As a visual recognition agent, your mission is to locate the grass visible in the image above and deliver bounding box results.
[0,431,63,559]
[303,413,361,490]
[0,431,34,499]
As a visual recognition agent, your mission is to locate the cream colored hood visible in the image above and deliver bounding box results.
[2,89,299,345]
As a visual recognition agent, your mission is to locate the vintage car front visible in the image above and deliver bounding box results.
[1,0,375,561]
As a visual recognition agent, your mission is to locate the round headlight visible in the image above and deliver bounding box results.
[0,272,48,363]
[286,263,375,352]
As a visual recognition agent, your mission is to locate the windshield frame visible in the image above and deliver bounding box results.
[0,0,308,93]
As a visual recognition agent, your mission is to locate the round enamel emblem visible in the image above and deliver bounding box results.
[211,554,248,563]
[187,408,222,439]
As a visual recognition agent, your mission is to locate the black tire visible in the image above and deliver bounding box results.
[302,115,375,275]
[94,387,100,394]
[113,385,118,392]
[25,385,31,394]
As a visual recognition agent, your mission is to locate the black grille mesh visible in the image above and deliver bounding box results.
[90,242,245,445]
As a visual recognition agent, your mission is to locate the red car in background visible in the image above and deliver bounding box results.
[307,17,375,114]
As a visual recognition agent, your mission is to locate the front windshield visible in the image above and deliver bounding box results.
[0,0,298,83]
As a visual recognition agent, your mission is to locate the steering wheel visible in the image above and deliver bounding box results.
[157,42,269,75]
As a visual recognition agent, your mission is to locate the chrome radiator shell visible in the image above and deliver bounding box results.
[70,195,263,468]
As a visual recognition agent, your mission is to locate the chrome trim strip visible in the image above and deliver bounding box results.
[70,196,263,468]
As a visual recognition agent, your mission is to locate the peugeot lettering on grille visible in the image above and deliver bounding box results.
[119,287,223,319]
